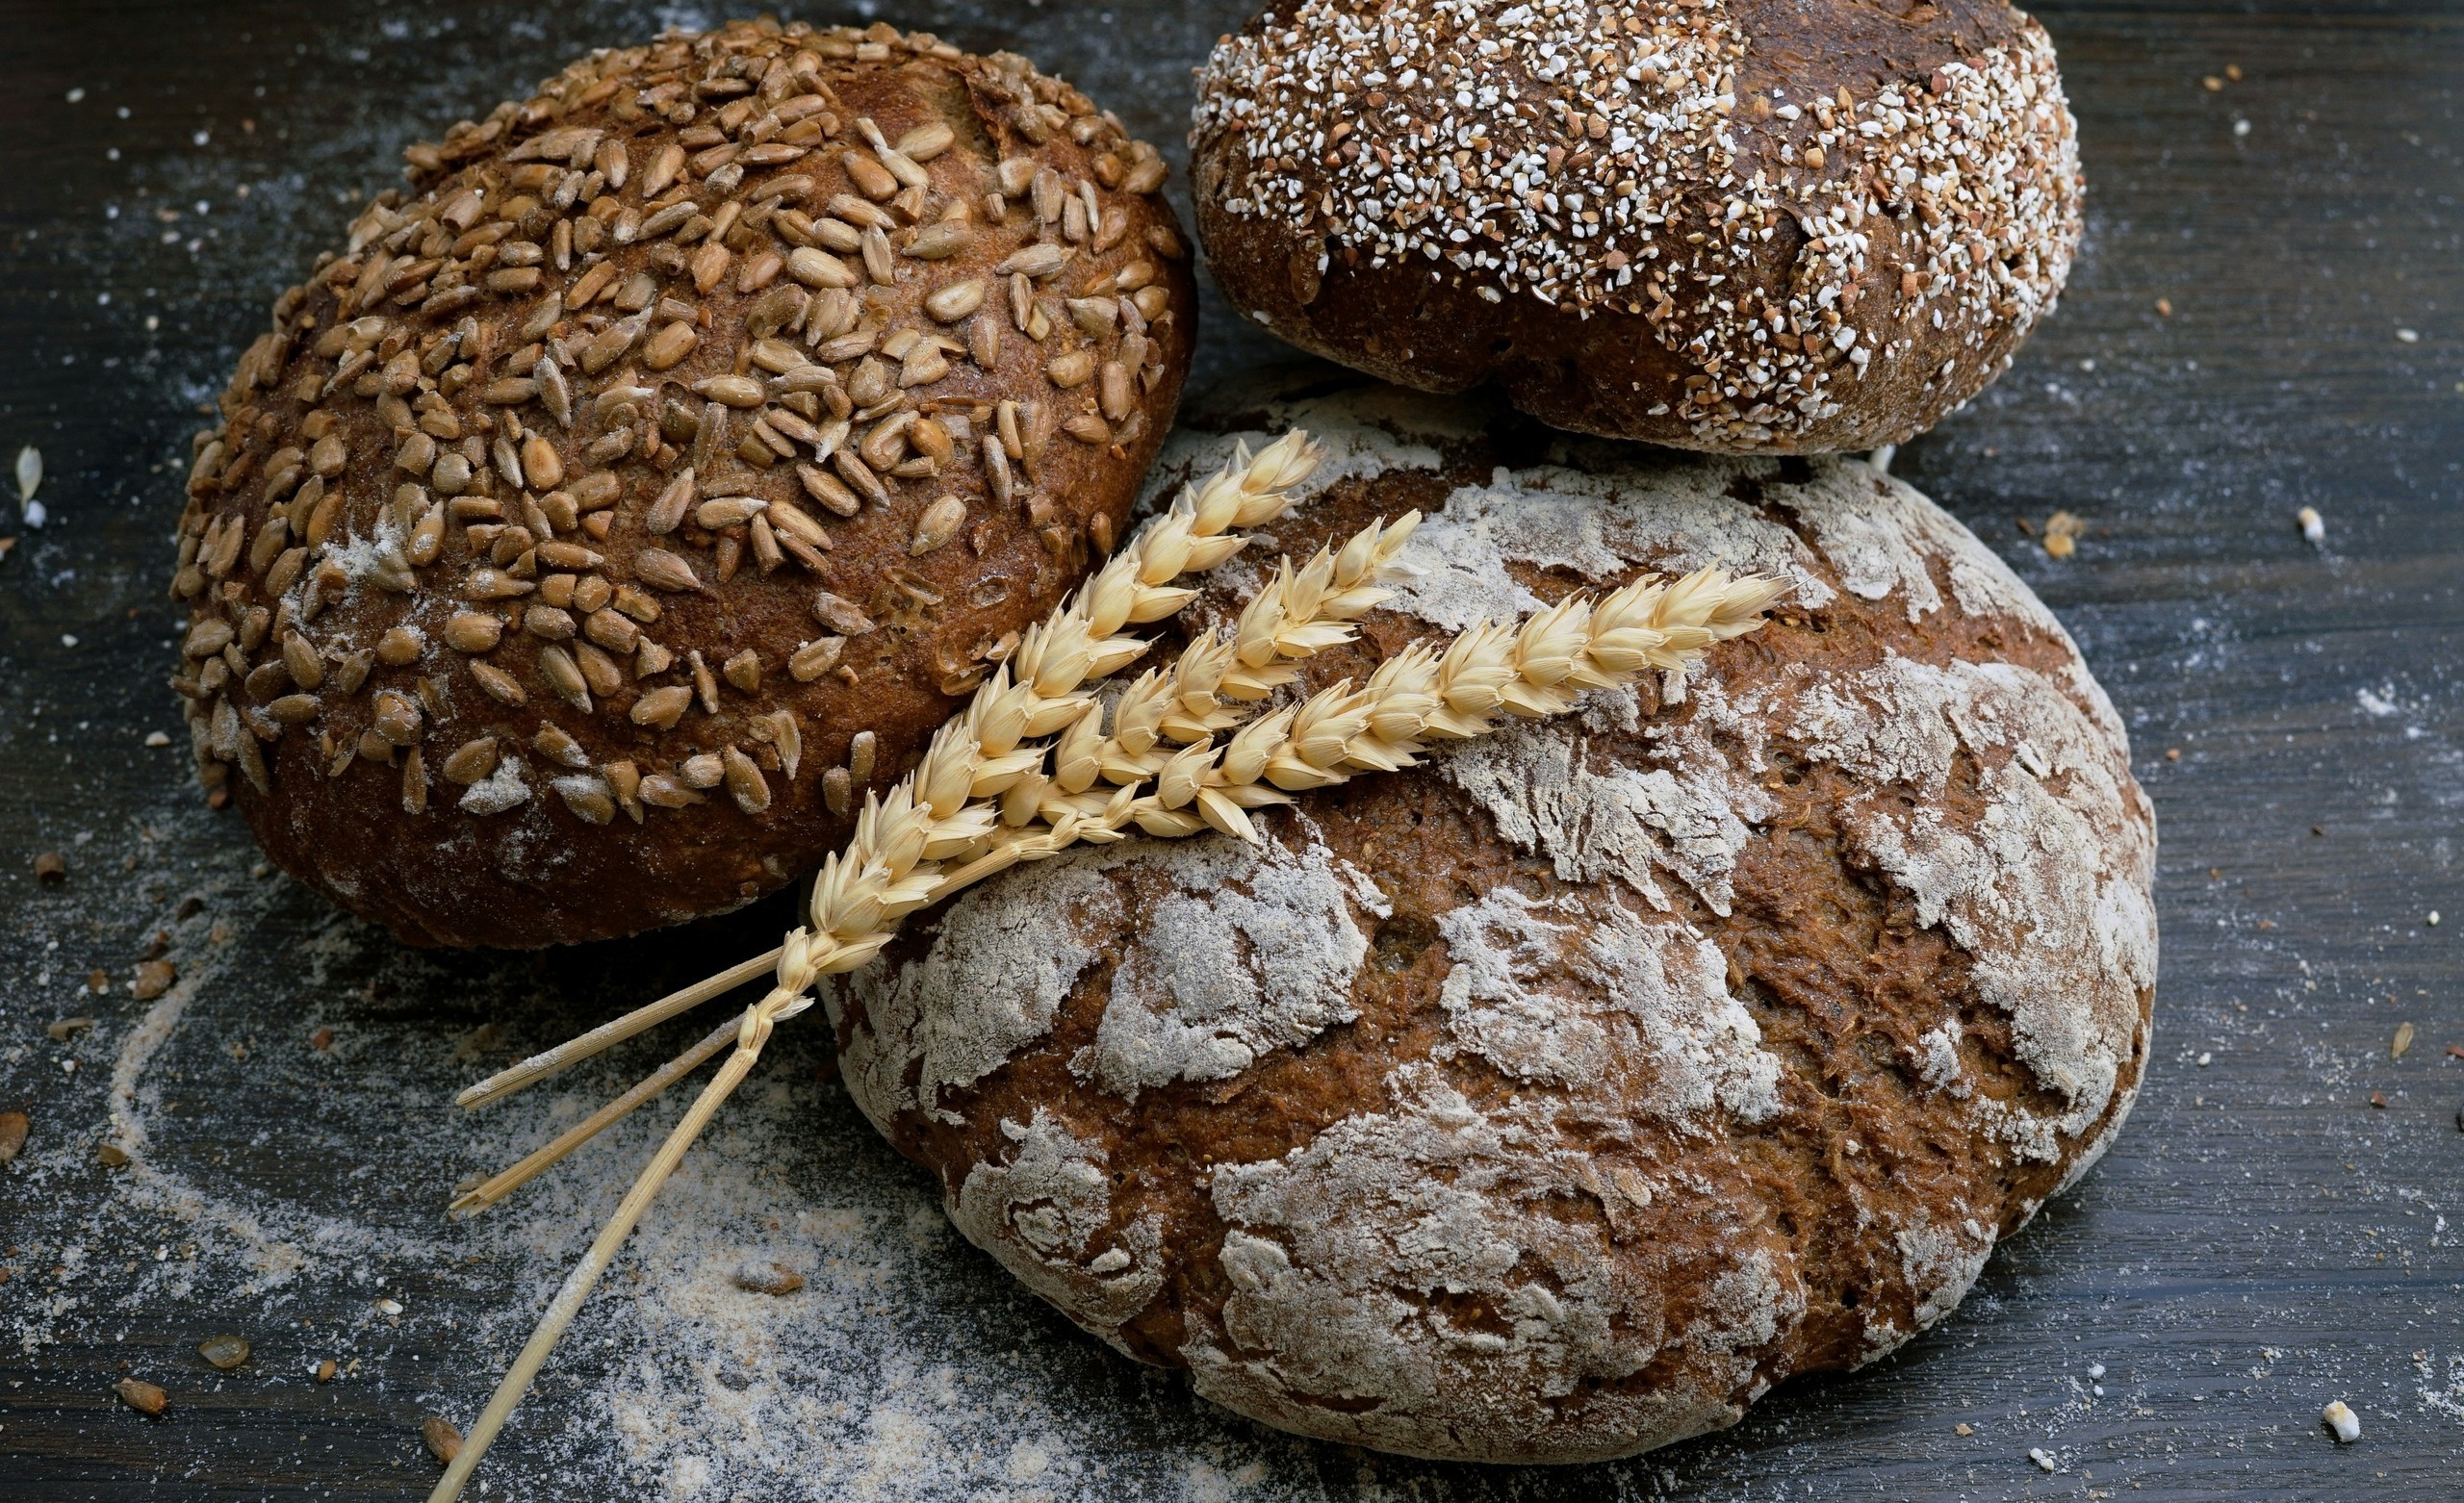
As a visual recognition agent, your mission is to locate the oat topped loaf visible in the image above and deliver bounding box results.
[830,380,2155,1463]
[171,18,1196,948]
[1191,0,2082,453]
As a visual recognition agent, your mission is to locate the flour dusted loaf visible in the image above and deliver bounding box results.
[1192,0,2081,453]
[171,18,1195,947]
[829,381,2154,1462]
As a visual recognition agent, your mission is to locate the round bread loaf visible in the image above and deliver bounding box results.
[829,382,2154,1462]
[172,18,1196,947]
[1191,0,2081,453]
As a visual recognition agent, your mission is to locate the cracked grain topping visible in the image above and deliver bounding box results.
[171,17,1196,948]
[1191,0,2082,452]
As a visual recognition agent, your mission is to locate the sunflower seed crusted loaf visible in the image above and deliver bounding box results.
[828,381,2155,1463]
[171,18,1195,947]
[1191,0,2081,453]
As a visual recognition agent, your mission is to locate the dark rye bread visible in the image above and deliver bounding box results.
[1191,0,2082,453]
[827,382,2155,1462]
[171,19,1196,948]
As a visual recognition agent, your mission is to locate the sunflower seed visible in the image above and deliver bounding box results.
[996,242,1069,279]
[787,246,858,289]
[642,320,701,371]
[812,587,877,635]
[1031,167,1066,225]
[468,660,526,705]
[629,685,692,729]
[721,747,771,813]
[911,495,965,555]
[1046,349,1094,389]
[375,625,424,667]
[372,692,421,747]
[924,278,987,323]
[1100,361,1134,422]
[442,738,500,785]
[633,548,702,593]
[536,646,591,710]
[1067,296,1117,338]
[329,650,374,695]
[860,226,894,285]
[787,636,844,682]
[533,724,589,769]
[441,612,502,653]
[905,221,972,261]
[847,728,877,782]
[693,374,766,408]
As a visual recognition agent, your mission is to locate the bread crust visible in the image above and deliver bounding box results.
[172,19,1196,947]
[831,382,2155,1462]
[1191,0,2081,452]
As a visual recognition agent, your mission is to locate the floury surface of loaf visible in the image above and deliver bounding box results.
[828,382,2155,1463]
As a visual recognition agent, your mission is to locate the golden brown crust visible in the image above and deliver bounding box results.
[1191,0,2081,452]
[170,19,1197,948]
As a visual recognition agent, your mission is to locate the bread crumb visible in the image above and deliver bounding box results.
[2041,510,2082,558]
[2392,1022,2414,1058]
[1954,1421,1973,1437]
[2029,1446,2059,1471]
[116,1377,167,1416]
[2322,1399,2360,1442]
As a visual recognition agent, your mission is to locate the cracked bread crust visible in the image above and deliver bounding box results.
[828,383,2153,1462]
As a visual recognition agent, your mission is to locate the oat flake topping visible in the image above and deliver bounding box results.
[1194,0,2082,447]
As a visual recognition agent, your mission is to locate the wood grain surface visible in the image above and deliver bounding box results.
[1,3,2458,1500]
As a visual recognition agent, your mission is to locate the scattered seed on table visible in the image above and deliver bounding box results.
[732,1261,806,1296]
[0,1111,27,1163]
[309,1027,333,1052]
[116,1377,167,1416]
[315,1359,338,1383]
[34,851,65,882]
[132,959,177,1001]
[2392,1022,2414,1058]
[197,1334,250,1370]
[46,1017,94,1041]
[422,1414,464,1464]
[96,1142,130,1168]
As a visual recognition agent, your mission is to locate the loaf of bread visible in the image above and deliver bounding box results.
[1192,0,2081,453]
[171,18,1195,947]
[829,380,2154,1462]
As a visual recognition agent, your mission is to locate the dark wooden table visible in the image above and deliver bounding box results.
[2,3,2458,1499]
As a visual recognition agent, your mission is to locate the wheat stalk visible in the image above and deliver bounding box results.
[428,432,1787,1502]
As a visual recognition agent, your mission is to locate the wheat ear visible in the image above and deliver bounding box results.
[430,447,1786,1502]
[426,433,1329,1502]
